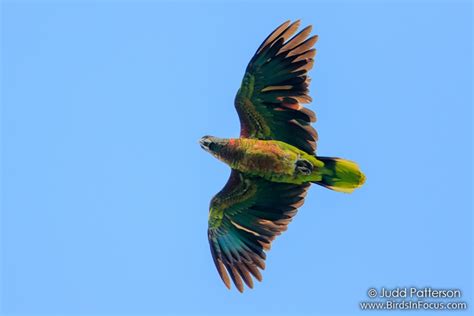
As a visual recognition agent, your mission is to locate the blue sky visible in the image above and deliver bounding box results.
[1,1,472,315]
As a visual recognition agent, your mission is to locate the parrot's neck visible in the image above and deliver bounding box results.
[214,138,245,167]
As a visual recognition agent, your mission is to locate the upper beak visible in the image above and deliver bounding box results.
[199,138,208,150]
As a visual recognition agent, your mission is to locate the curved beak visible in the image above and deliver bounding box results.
[199,137,211,151]
[199,138,206,150]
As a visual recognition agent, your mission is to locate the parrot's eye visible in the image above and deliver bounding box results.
[208,143,217,151]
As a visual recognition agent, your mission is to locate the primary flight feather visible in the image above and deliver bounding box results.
[199,20,365,292]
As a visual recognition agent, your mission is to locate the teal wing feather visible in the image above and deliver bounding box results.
[208,170,310,292]
[235,20,318,154]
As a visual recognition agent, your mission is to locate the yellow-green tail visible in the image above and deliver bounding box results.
[313,157,366,193]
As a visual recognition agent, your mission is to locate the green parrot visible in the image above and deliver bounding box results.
[199,20,365,292]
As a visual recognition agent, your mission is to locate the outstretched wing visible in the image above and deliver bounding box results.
[208,170,310,292]
[235,20,318,154]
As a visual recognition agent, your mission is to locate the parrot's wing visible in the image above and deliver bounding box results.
[234,20,318,154]
[208,170,310,292]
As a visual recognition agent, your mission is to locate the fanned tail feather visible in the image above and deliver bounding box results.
[313,157,365,193]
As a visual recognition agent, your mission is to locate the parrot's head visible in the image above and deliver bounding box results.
[199,135,228,157]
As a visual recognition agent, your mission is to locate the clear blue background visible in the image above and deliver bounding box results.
[1,1,472,315]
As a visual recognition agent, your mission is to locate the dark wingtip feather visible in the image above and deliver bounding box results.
[255,20,292,54]
[236,263,254,289]
[210,243,232,289]
[228,265,244,293]
[244,262,263,282]
[279,24,312,54]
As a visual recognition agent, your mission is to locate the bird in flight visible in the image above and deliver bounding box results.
[199,20,365,292]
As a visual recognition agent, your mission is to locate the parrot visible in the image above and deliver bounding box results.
[199,20,365,292]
